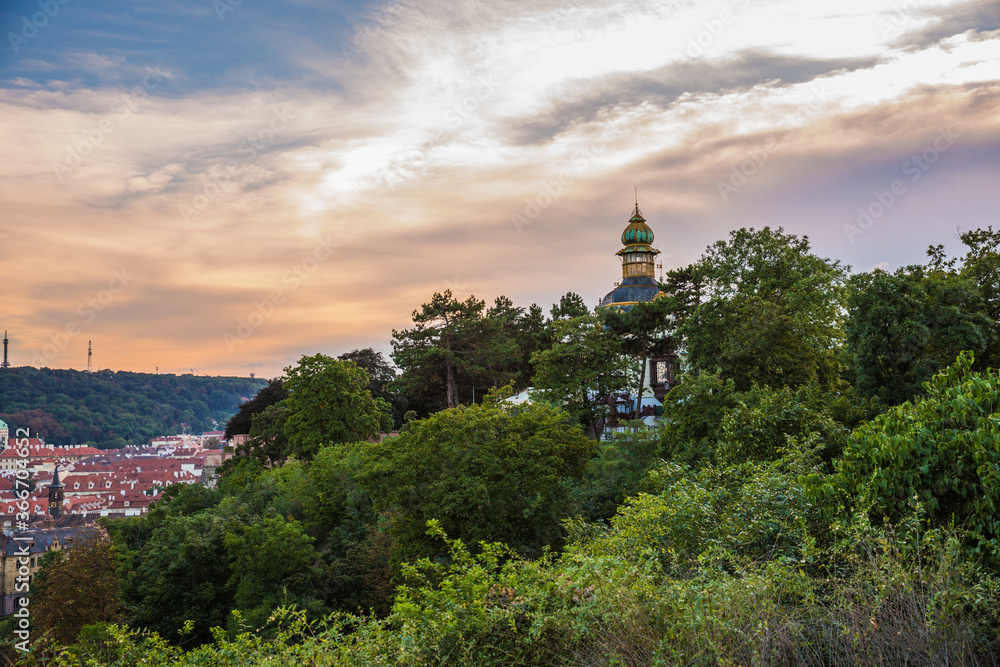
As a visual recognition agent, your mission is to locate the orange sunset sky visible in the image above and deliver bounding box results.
[1,0,999,378]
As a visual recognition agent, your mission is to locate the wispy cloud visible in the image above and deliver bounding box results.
[0,0,998,375]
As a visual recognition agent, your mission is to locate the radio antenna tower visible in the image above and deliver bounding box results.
[1,331,10,369]
[87,341,93,373]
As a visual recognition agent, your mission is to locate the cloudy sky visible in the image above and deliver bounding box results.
[1,0,998,377]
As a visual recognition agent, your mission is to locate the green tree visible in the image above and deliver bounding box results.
[604,296,678,419]
[359,394,594,559]
[283,354,392,461]
[680,227,848,391]
[224,515,321,629]
[576,422,661,520]
[810,351,1000,567]
[123,513,234,644]
[845,267,991,404]
[224,377,289,439]
[550,291,590,319]
[32,528,120,646]
[531,314,632,439]
[391,290,487,411]
[242,401,290,466]
[716,383,850,466]
[337,348,405,426]
[658,371,737,466]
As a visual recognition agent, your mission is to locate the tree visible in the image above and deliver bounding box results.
[715,383,849,466]
[224,515,320,629]
[604,297,678,419]
[359,393,594,559]
[224,377,289,439]
[512,303,550,388]
[550,291,590,320]
[810,351,1000,567]
[679,227,848,391]
[531,314,632,439]
[240,402,290,466]
[32,528,120,646]
[658,371,737,465]
[337,348,406,426]
[122,513,234,644]
[391,290,487,411]
[845,267,991,404]
[282,354,392,461]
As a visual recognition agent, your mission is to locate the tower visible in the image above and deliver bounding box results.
[599,201,663,309]
[87,340,93,373]
[598,197,677,405]
[48,466,65,519]
[1,330,9,368]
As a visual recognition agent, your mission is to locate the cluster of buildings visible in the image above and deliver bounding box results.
[0,420,233,615]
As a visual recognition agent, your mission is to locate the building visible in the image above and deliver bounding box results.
[0,443,104,471]
[598,202,678,407]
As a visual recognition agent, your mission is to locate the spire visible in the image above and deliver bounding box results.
[631,187,643,221]
[48,465,65,519]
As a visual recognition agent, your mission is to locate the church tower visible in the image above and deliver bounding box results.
[48,466,65,519]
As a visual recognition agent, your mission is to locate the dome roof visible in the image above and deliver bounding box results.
[621,207,654,246]
[600,276,662,308]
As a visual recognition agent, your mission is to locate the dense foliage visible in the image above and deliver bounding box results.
[0,368,264,448]
[13,225,1000,666]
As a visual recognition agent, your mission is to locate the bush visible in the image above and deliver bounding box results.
[808,351,1000,568]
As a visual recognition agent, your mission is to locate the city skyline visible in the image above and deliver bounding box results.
[1,0,998,377]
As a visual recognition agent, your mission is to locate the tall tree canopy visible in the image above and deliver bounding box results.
[845,266,991,404]
[359,393,594,560]
[224,377,289,439]
[391,291,563,414]
[391,290,488,412]
[32,529,120,647]
[846,230,1000,404]
[531,314,632,439]
[679,227,848,391]
[283,354,392,460]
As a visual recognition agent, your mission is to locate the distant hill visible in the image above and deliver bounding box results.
[0,367,266,449]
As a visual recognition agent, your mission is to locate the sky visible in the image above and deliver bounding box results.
[1,0,998,378]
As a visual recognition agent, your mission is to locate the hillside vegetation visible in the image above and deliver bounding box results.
[0,367,265,448]
[7,225,1000,666]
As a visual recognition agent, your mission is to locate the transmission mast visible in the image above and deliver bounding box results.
[87,341,93,373]
[1,331,9,369]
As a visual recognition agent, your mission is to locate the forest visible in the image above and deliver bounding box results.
[6,225,1000,666]
[0,369,265,448]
